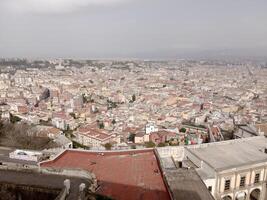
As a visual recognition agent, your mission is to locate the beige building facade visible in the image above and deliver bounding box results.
[218,164,266,200]
[185,136,267,200]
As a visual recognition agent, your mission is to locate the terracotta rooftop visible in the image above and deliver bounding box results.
[76,127,113,141]
[49,127,62,133]
[41,149,170,200]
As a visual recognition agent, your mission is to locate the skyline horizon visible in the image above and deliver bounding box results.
[1,0,267,59]
[1,46,267,61]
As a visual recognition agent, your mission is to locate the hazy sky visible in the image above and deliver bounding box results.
[0,0,267,59]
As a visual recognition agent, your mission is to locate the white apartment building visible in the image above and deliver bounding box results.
[145,122,158,134]
[52,117,67,130]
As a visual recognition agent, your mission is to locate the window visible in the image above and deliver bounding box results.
[254,173,260,183]
[240,176,246,187]
[224,179,231,191]
[208,186,212,192]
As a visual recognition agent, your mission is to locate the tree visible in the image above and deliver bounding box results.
[179,127,186,133]
[99,122,105,129]
[82,93,88,103]
[104,143,112,150]
[0,122,56,150]
[64,127,74,138]
[107,100,117,110]
[145,141,156,148]
[73,141,90,150]
[130,94,136,103]
[69,112,76,119]
[10,114,21,124]
[82,93,94,103]
[128,133,135,142]
[132,94,136,102]
[157,142,166,147]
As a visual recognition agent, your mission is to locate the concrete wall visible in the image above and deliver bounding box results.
[184,148,202,167]
[186,136,265,150]
[41,167,96,182]
[204,178,216,196]
[0,182,61,200]
[0,162,39,172]
[156,146,184,161]
[0,161,96,188]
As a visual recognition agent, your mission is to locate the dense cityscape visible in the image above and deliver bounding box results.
[1,0,267,199]
[1,59,267,148]
[0,58,266,200]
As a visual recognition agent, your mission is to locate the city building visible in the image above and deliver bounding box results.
[73,126,119,147]
[40,149,171,200]
[185,136,267,200]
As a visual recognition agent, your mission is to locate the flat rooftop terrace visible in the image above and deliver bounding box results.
[187,136,267,171]
[164,168,214,200]
[41,149,170,200]
[0,169,90,200]
[155,149,214,200]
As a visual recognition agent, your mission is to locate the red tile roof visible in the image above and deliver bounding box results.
[41,149,170,200]
[76,126,113,141]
